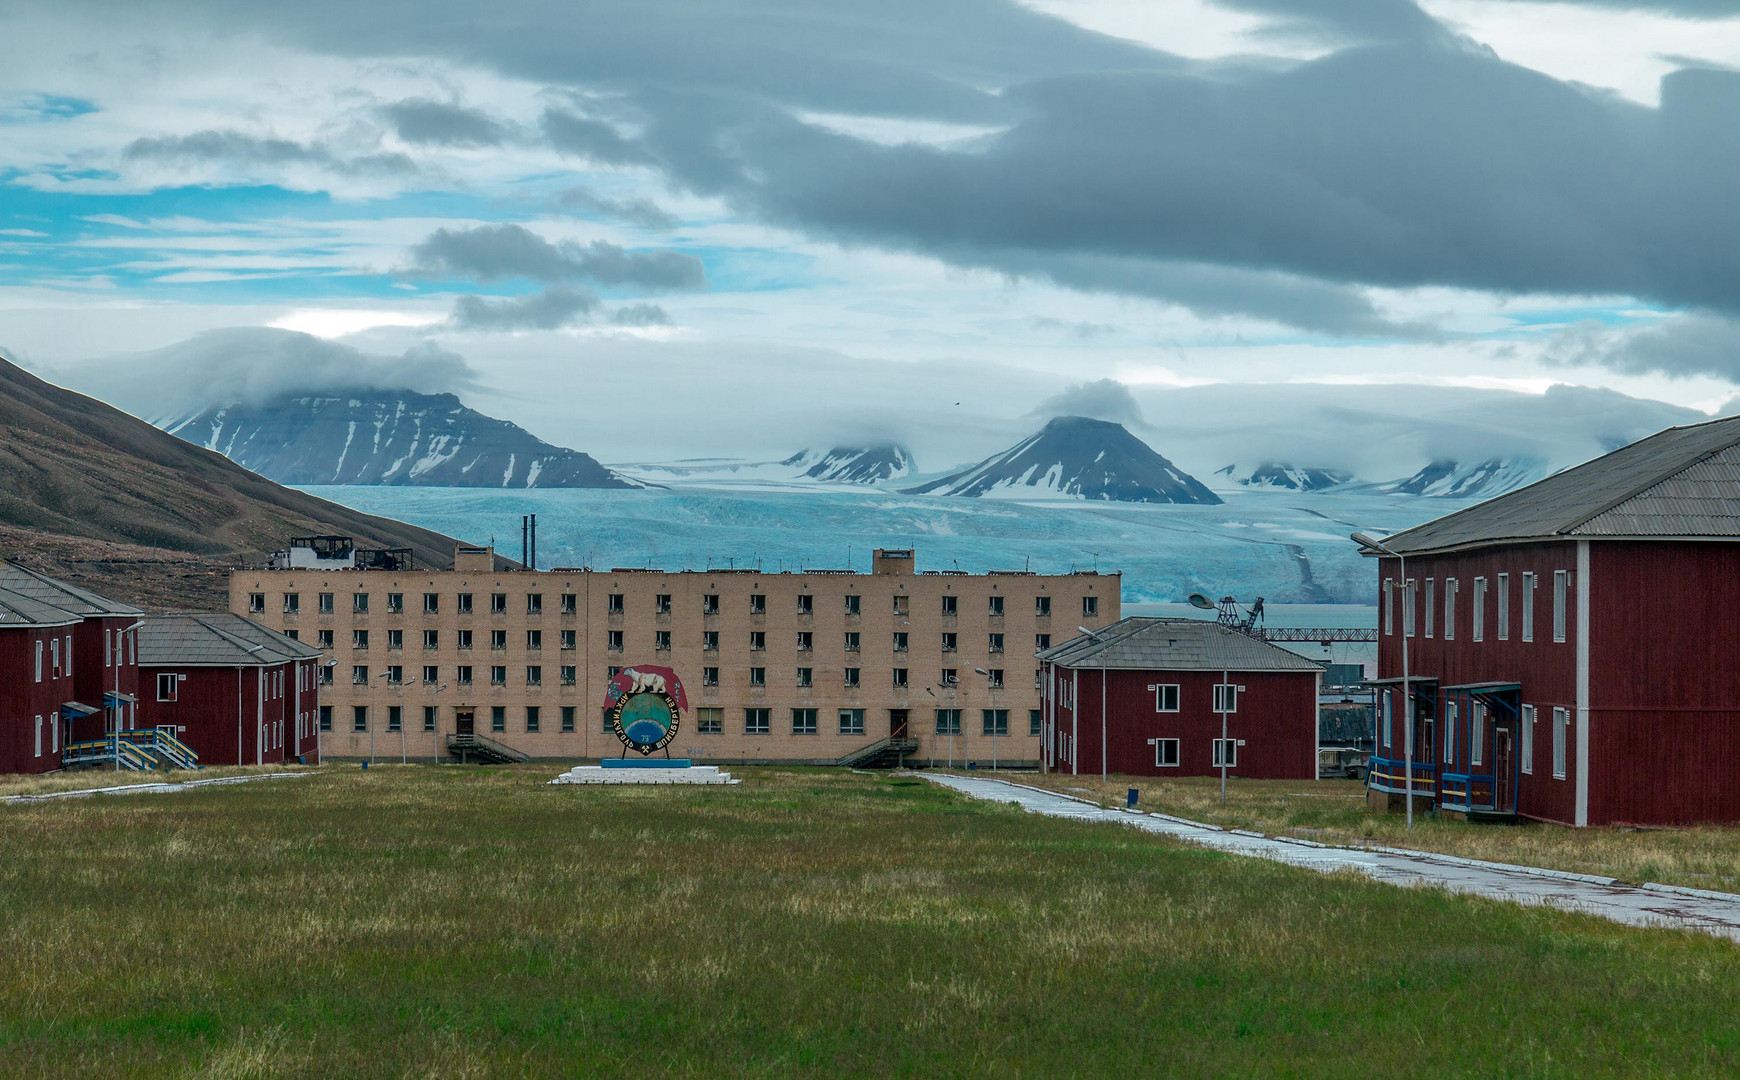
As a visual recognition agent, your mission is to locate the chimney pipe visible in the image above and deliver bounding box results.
[531,513,537,571]
[521,515,528,569]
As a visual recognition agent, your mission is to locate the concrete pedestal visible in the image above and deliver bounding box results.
[549,764,738,785]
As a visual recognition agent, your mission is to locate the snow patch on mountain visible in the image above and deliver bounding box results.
[904,416,1221,504]
[781,444,914,484]
[1375,458,1548,498]
[1214,462,1353,492]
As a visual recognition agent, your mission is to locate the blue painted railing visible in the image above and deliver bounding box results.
[1367,755,1436,797]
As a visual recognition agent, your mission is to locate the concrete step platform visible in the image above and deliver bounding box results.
[549,764,739,785]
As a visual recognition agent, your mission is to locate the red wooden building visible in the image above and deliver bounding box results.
[137,614,324,766]
[0,562,143,744]
[0,584,83,775]
[1038,618,1324,779]
[1361,414,1740,826]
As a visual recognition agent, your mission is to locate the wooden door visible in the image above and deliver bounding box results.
[1493,725,1515,812]
[456,709,475,735]
[889,709,909,739]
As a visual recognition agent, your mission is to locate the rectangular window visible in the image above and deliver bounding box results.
[745,708,771,735]
[703,666,719,686]
[457,629,473,650]
[424,706,437,732]
[1212,739,1238,768]
[318,592,334,614]
[319,666,334,686]
[844,594,860,615]
[986,669,1004,688]
[157,672,178,701]
[490,665,506,686]
[703,630,719,651]
[1082,596,1098,616]
[457,665,473,686]
[1403,579,1416,638]
[561,706,576,733]
[1030,709,1042,736]
[792,708,818,735]
[34,639,42,682]
[1154,738,1180,768]
[387,629,402,650]
[1383,692,1393,749]
[320,705,333,731]
[284,593,300,614]
[526,665,542,686]
[354,593,369,614]
[697,708,723,734]
[387,592,404,614]
[1035,596,1051,616]
[988,595,1004,616]
[491,630,508,650]
[562,594,577,614]
[892,668,908,688]
[988,633,1004,653]
[491,593,507,614]
[893,595,908,615]
[796,593,812,614]
[1553,570,1569,643]
[602,708,615,734]
[1155,684,1180,712]
[843,667,860,688]
[1443,701,1456,766]
[655,593,671,614]
[1471,703,1486,766]
[844,632,860,652]
[353,629,369,650]
[1497,572,1510,640]
[352,665,368,685]
[527,630,542,650]
[353,706,368,732]
[1522,572,1536,641]
[492,706,506,733]
[1035,633,1051,652]
[607,630,623,650]
[796,631,812,651]
[1383,579,1394,635]
[526,706,540,733]
[750,631,766,651]
[561,665,576,686]
[982,709,1009,736]
[248,592,265,613]
[527,593,543,614]
[1553,707,1569,779]
[703,594,719,614]
[941,668,958,686]
[655,630,671,651]
[839,708,865,735]
[608,593,624,614]
[750,594,766,614]
[941,632,957,653]
[561,629,576,650]
[386,665,403,685]
[934,709,962,735]
[286,630,300,641]
[1425,578,1435,639]
[892,632,908,652]
[424,593,440,613]
[941,595,958,616]
[1444,578,1457,640]
[749,667,765,687]
[796,667,813,687]
[1473,577,1486,642]
[1213,683,1239,713]
[1521,704,1535,775]
[457,593,473,614]
[387,706,402,732]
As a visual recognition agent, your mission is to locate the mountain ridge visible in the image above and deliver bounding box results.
[904,416,1221,504]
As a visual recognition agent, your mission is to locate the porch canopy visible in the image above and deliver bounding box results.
[1442,681,1521,719]
[59,701,100,719]
[103,691,138,707]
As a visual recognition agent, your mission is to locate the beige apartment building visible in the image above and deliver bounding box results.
[231,546,1119,765]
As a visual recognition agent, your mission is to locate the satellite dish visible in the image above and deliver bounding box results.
[1187,593,1216,610]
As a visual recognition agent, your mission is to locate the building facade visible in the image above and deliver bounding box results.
[1364,415,1740,826]
[137,614,324,767]
[231,546,1119,764]
[1039,618,1323,779]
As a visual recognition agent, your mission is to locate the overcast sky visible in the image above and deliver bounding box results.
[3,0,1740,465]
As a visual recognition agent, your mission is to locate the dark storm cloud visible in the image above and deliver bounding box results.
[406,224,706,290]
[82,0,1740,330]
[540,109,653,165]
[381,99,511,146]
[546,185,677,230]
[451,286,600,330]
[1546,315,1740,381]
[122,130,417,176]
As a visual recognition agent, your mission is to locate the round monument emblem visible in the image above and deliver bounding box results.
[604,666,688,755]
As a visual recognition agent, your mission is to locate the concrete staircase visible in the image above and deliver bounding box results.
[836,736,920,769]
[445,732,530,764]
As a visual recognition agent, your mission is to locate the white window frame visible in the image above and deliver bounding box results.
[34,715,43,757]
[1424,578,1435,639]
[1383,692,1393,749]
[1470,703,1486,767]
[1444,578,1457,640]
[1153,684,1180,712]
[1403,579,1417,638]
[1472,577,1486,642]
[1553,570,1569,643]
[1496,572,1510,640]
[1520,704,1535,775]
[1152,738,1180,768]
[1383,578,1394,635]
[157,672,179,702]
[34,639,43,682]
[1212,738,1238,768]
[1443,701,1457,766]
[1213,683,1239,714]
[1552,706,1569,779]
[1521,572,1536,642]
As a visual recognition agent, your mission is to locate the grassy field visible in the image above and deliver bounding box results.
[994,771,1740,893]
[2,765,1738,1078]
[0,763,317,799]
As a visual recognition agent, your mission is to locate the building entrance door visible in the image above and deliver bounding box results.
[1493,725,1515,813]
[456,708,475,736]
[889,709,909,739]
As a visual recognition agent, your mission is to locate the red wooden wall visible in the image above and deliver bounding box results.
[0,626,77,775]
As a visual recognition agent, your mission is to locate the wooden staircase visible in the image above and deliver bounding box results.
[836,736,920,769]
[445,732,531,764]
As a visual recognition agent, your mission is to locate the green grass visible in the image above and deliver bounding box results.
[997,771,1740,893]
[1,765,1737,1078]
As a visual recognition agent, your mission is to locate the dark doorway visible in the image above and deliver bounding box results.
[889,709,909,739]
[455,708,475,736]
[1493,724,1515,812]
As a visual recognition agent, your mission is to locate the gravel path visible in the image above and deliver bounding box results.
[924,773,1740,941]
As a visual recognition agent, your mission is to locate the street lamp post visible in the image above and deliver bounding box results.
[1352,531,1413,832]
[973,668,997,770]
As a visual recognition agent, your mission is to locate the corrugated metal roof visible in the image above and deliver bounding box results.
[1038,617,1325,672]
[0,585,83,628]
[138,613,323,667]
[0,561,142,617]
[1375,415,1740,555]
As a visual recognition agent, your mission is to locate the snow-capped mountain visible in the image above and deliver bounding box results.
[903,416,1221,504]
[164,391,639,489]
[781,444,915,484]
[1378,458,1546,498]
[1214,462,1353,491]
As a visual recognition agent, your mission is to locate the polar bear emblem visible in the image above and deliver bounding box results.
[624,668,668,696]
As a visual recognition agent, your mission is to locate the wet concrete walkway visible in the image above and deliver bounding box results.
[924,773,1740,941]
[1,772,312,804]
